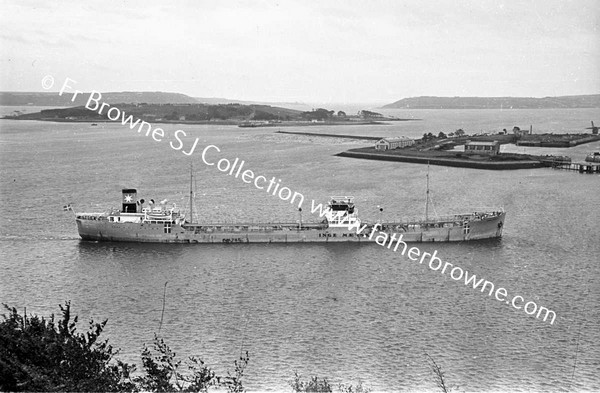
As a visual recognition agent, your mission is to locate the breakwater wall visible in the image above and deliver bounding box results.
[517,135,600,147]
[277,131,383,140]
[336,151,542,170]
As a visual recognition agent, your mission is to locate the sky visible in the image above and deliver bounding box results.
[1,0,599,104]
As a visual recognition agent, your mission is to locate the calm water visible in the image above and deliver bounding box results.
[1,108,599,392]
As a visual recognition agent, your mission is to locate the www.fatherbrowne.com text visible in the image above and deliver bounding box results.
[307,209,556,325]
[53,76,556,325]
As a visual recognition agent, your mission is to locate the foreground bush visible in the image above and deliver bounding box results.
[134,334,248,392]
[0,302,134,391]
[0,302,247,392]
[289,371,372,393]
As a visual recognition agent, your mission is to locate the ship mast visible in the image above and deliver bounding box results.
[425,162,430,221]
[189,163,193,224]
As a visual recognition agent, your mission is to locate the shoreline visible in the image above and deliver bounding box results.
[0,117,409,127]
[336,150,543,170]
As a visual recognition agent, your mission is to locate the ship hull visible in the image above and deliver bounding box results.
[76,213,505,243]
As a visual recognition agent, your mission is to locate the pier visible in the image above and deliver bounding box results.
[277,130,383,140]
[552,162,600,174]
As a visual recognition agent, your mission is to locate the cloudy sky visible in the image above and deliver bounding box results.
[1,0,599,104]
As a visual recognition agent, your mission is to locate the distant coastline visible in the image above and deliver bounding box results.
[2,91,599,110]
[382,94,600,109]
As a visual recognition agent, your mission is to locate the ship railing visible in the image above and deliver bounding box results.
[142,212,174,222]
[76,213,108,221]
[465,206,505,213]
[184,219,328,225]
[182,221,328,232]
[330,196,354,202]
[328,196,355,207]
[381,208,504,225]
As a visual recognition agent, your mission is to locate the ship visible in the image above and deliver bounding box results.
[75,172,506,243]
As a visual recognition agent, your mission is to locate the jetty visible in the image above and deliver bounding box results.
[552,162,600,174]
[277,130,383,140]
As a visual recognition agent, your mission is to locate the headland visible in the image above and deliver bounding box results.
[2,102,411,127]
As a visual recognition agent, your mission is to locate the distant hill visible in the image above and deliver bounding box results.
[194,96,303,106]
[194,97,258,105]
[382,95,600,109]
[0,91,199,106]
[194,97,315,112]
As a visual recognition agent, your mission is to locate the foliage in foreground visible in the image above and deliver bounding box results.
[288,371,372,393]
[134,334,249,392]
[0,302,247,392]
[289,372,333,392]
[0,302,134,391]
[426,353,458,393]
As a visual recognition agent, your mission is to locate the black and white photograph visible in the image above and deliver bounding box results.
[0,1,599,391]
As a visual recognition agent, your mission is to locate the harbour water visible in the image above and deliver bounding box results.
[1,108,599,391]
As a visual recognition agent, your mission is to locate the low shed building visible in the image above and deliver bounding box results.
[464,141,500,155]
[375,137,415,150]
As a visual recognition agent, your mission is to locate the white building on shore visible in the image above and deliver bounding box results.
[464,140,500,155]
[375,137,415,150]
